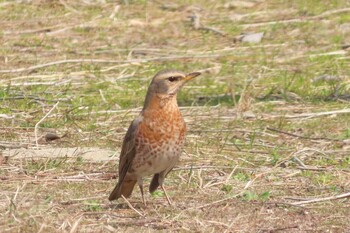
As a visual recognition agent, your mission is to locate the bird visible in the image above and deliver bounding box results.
[108,69,201,205]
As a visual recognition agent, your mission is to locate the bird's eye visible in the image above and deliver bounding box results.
[168,76,179,82]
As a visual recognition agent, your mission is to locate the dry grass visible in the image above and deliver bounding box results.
[1,0,350,232]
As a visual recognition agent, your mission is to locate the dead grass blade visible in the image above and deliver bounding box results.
[291,192,350,206]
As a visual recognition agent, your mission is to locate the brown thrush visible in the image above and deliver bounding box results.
[108,70,201,205]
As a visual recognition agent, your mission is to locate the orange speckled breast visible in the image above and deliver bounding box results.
[130,96,186,175]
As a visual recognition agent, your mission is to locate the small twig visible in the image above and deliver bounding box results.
[99,89,108,104]
[13,185,22,203]
[0,55,221,73]
[272,148,317,169]
[120,195,144,217]
[69,216,83,233]
[242,18,308,28]
[35,102,60,148]
[0,142,29,149]
[189,172,266,210]
[292,156,306,168]
[0,114,14,119]
[296,166,328,171]
[59,0,80,14]
[46,16,102,36]
[109,4,120,19]
[191,13,201,29]
[225,165,238,183]
[190,13,226,36]
[189,193,242,210]
[3,26,62,35]
[266,127,339,141]
[0,80,74,87]
[267,108,350,120]
[98,151,119,169]
[37,223,46,233]
[173,165,253,171]
[311,8,350,19]
[291,192,350,205]
[2,96,69,102]
[260,226,299,232]
[277,50,346,63]
[198,26,227,36]
[242,8,350,28]
[83,212,135,218]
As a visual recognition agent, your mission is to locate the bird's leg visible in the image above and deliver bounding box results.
[160,185,172,206]
[158,172,173,206]
[139,185,146,206]
[137,177,146,206]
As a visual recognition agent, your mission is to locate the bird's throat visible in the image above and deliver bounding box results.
[143,93,178,111]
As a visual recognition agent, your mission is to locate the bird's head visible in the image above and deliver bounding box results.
[149,70,201,97]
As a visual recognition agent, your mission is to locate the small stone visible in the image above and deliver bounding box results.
[235,32,264,43]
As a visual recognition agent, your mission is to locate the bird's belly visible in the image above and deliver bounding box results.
[132,141,182,177]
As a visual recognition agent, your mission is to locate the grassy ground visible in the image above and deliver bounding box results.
[1,0,350,232]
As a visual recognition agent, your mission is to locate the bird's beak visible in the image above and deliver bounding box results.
[184,72,201,82]
[168,71,201,95]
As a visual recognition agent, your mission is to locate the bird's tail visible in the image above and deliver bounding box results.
[109,179,137,201]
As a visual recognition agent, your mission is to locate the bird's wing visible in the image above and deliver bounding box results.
[118,117,142,183]
[108,116,142,200]
[118,116,142,184]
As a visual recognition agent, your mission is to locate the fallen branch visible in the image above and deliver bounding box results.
[291,192,350,205]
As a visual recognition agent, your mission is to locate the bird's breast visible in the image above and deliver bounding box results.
[130,107,186,175]
[139,105,186,143]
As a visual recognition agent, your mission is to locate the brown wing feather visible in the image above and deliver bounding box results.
[108,117,142,201]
